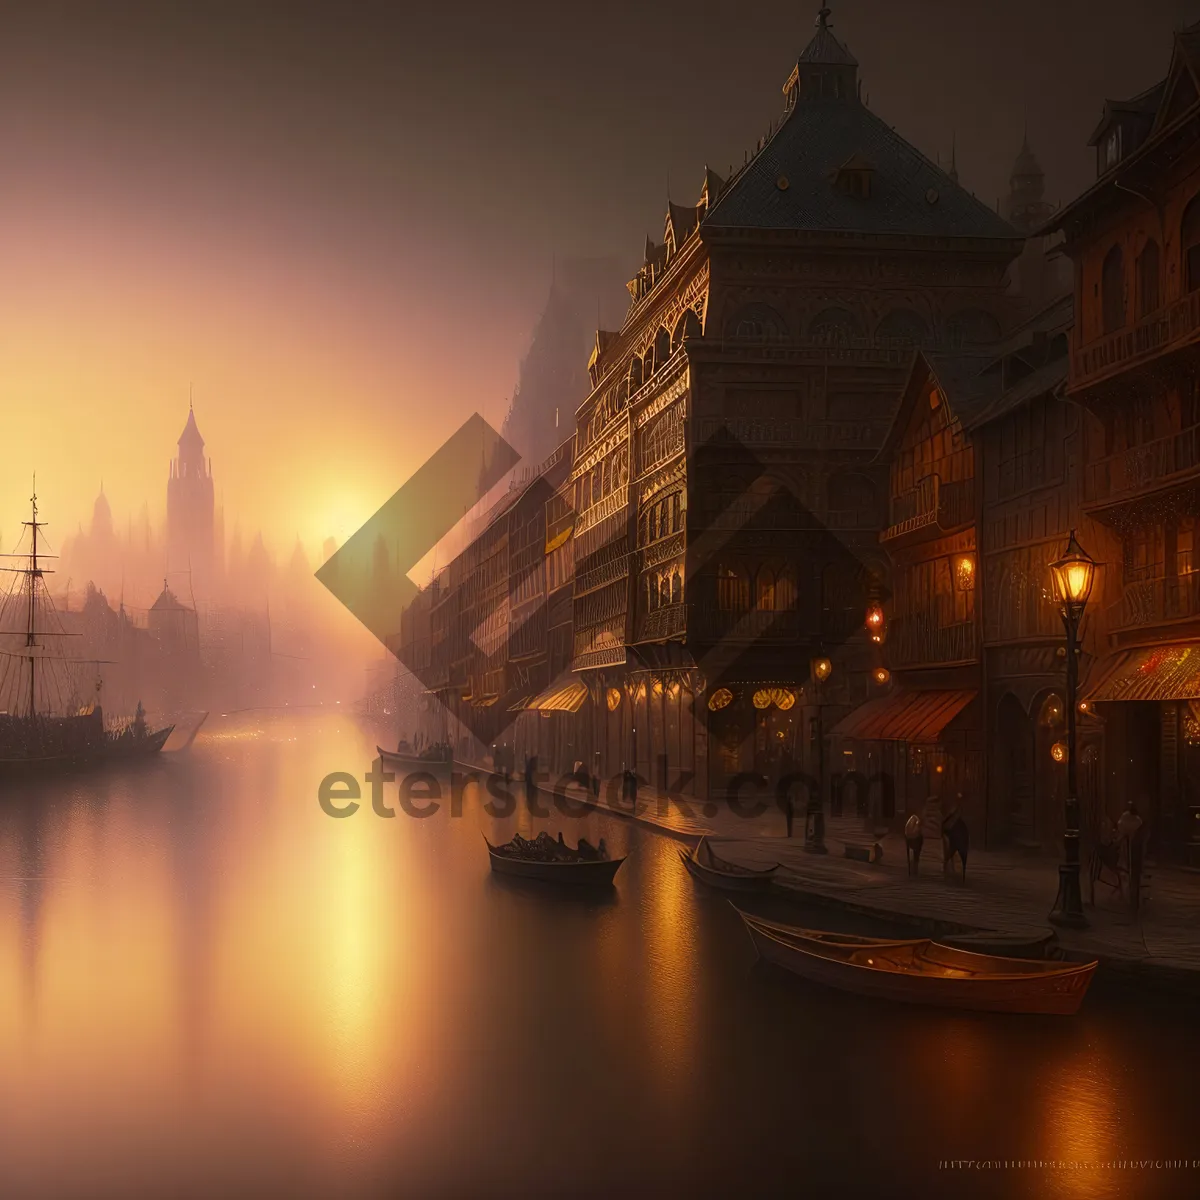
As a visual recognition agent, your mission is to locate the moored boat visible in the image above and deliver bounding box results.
[376,744,451,771]
[679,836,778,892]
[735,909,1097,1015]
[484,832,626,887]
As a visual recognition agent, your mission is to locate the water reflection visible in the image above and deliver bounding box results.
[0,712,1197,1199]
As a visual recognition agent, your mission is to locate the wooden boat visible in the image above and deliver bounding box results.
[484,833,626,887]
[376,745,451,771]
[735,909,1097,1015]
[679,836,778,892]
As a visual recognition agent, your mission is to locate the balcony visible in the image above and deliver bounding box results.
[1107,573,1200,631]
[889,613,978,668]
[1071,288,1200,392]
[1085,424,1200,507]
[635,603,687,644]
[881,475,974,543]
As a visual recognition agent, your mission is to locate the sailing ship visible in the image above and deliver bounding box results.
[0,488,173,772]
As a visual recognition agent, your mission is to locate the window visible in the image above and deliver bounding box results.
[671,568,682,605]
[717,564,750,612]
[1102,125,1122,172]
[756,567,776,611]
[808,307,865,346]
[1101,244,1125,333]
[1137,240,1161,317]
[1179,518,1196,577]
[1184,195,1200,294]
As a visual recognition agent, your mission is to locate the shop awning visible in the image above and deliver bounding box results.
[545,526,571,554]
[1083,644,1200,702]
[524,678,588,713]
[831,689,977,743]
[468,695,499,708]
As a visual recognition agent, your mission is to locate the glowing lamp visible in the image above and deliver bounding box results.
[606,687,622,711]
[952,553,976,591]
[1050,530,1096,617]
[752,689,772,710]
[811,656,832,683]
[865,603,884,630]
[872,667,890,686]
[1050,741,1069,764]
[707,687,733,712]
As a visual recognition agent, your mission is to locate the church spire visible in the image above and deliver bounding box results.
[949,132,959,184]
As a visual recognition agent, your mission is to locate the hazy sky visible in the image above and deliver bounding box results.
[1,0,1195,563]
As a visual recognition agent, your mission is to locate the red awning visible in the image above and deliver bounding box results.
[831,689,977,743]
[1083,644,1200,702]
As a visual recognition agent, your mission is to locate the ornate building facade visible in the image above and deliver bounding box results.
[1046,18,1200,864]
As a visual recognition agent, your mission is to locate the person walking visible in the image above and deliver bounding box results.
[904,812,923,876]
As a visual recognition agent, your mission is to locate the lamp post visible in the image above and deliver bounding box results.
[1048,530,1096,929]
[806,654,832,854]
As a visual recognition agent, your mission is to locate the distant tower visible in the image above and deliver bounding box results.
[1005,131,1054,234]
[167,403,215,590]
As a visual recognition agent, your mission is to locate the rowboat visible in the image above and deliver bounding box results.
[484,834,626,887]
[679,836,778,892]
[735,909,1097,1015]
[376,745,451,771]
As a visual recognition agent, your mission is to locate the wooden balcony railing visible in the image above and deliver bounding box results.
[1085,423,1200,505]
[1107,573,1200,630]
[888,613,978,667]
[1071,288,1200,391]
[882,475,974,542]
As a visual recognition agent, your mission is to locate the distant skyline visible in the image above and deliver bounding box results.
[2,0,1197,551]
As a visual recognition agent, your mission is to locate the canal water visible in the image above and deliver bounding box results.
[1,711,1197,1200]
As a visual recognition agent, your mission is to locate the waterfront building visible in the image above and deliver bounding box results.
[1044,18,1200,863]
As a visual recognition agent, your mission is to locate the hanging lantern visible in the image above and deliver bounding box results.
[752,688,773,710]
[772,688,796,711]
[872,667,891,686]
[811,656,832,683]
[707,687,733,712]
[865,603,884,630]
[1050,741,1069,764]
[606,687,622,711]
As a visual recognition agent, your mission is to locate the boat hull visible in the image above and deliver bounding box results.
[0,724,174,775]
[486,842,625,887]
[376,746,451,771]
[680,837,778,893]
[738,911,1096,1015]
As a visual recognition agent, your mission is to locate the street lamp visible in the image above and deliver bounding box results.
[806,654,833,854]
[1048,530,1096,928]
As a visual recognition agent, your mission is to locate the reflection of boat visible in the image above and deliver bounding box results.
[679,836,778,892]
[0,489,174,775]
[736,910,1097,1015]
[376,745,451,771]
[484,833,626,887]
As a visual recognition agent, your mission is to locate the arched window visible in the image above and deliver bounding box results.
[654,326,671,366]
[1137,239,1161,317]
[775,565,797,612]
[671,568,683,605]
[717,564,750,612]
[874,309,930,348]
[755,567,776,611]
[946,308,1002,348]
[1102,244,1125,333]
[1183,195,1200,294]
[727,303,788,342]
[659,572,671,606]
[808,307,865,346]
[628,357,643,392]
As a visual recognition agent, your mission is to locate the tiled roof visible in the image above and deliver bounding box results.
[704,98,1017,239]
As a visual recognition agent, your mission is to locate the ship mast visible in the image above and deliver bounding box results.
[26,484,40,716]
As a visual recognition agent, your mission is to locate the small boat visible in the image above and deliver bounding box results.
[735,909,1097,1015]
[376,745,451,771]
[679,836,778,892]
[484,833,626,887]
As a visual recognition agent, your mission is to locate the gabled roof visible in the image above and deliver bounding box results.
[705,97,1016,240]
[963,356,1068,431]
[1087,81,1165,146]
[150,583,191,613]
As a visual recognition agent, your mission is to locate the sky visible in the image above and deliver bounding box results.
[1,0,1196,565]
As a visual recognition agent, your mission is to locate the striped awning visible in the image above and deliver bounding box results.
[831,689,977,743]
[1083,644,1200,702]
[525,678,588,713]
